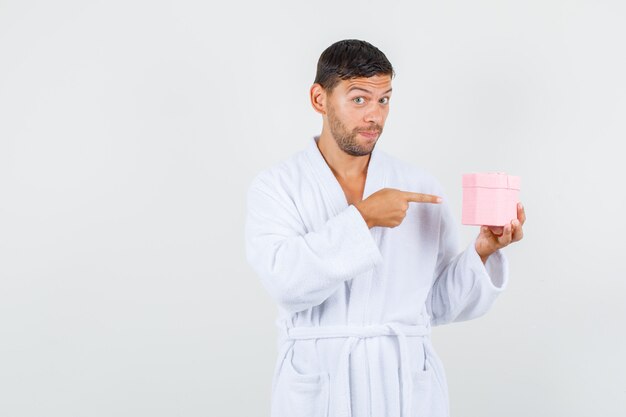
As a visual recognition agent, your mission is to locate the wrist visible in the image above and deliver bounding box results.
[475,241,493,264]
[354,202,373,229]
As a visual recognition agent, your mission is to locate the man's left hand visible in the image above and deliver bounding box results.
[475,202,526,264]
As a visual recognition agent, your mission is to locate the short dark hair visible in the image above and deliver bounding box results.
[314,39,395,94]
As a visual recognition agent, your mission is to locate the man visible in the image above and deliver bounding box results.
[245,39,525,417]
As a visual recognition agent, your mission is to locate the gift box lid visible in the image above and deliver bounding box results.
[462,172,520,190]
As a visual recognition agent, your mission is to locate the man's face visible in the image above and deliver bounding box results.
[325,74,392,157]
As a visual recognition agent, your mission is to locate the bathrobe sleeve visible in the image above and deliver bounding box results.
[245,174,383,314]
[426,195,510,326]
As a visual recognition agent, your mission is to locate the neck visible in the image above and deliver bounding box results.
[315,132,371,181]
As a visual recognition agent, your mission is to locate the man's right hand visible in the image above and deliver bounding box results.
[353,188,442,229]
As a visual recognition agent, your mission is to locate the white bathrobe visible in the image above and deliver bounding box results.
[245,135,508,417]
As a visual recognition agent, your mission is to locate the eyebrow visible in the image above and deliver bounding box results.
[346,86,393,95]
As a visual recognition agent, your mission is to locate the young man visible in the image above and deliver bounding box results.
[245,39,525,417]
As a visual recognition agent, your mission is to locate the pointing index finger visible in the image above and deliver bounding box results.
[403,191,442,204]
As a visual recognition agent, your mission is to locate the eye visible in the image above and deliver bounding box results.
[353,97,365,104]
[379,97,389,104]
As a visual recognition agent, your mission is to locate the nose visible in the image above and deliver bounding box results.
[364,102,385,125]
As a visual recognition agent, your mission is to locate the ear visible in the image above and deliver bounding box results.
[310,83,327,115]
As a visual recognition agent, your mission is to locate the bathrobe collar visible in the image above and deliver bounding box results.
[306,135,386,214]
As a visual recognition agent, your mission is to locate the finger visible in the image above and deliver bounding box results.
[517,202,526,226]
[488,226,504,236]
[481,226,497,241]
[497,223,513,246]
[403,191,442,204]
[511,218,524,242]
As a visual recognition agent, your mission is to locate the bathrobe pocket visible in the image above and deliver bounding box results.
[276,348,329,417]
[411,361,447,417]
[411,367,434,417]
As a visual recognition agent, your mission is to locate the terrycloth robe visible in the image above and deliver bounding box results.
[245,135,509,417]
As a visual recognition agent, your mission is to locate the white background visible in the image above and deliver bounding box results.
[1,0,625,416]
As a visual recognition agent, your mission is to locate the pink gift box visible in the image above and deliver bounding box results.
[462,172,520,226]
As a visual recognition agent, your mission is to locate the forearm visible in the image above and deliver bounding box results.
[429,243,509,325]
[246,179,382,313]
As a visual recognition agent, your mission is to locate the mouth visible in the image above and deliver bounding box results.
[359,130,380,139]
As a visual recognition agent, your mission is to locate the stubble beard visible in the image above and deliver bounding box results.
[327,104,382,157]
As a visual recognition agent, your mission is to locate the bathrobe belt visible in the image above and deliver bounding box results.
[283,322,432,417]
